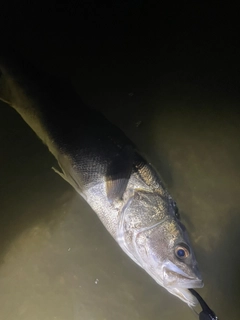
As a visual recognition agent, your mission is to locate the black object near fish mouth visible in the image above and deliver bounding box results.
[188,289,219,320]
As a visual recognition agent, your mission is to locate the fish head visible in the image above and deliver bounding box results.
[133,215,203,306]
[119,189,203,306]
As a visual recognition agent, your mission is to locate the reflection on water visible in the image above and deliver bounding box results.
[1,80,240,319]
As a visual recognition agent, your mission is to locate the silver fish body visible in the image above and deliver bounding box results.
[0,49,203,306]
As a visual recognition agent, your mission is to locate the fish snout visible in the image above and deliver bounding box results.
[162,262,204,289]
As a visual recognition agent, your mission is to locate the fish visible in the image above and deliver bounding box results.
[0,47,203,307]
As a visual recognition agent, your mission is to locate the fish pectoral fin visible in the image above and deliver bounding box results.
[106,177,129,203]
[106,145,134,202]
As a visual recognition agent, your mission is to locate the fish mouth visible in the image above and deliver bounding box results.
[164,270,203,289]
[162,262,204,306]
[163,261,203,289]
[145,266,203,307]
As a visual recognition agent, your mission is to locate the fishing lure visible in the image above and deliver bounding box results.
[189,289,219,320]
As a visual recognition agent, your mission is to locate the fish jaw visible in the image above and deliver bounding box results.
[145,265,202,307]
[166,287,200,307]
[137,260,203,306]
[162,260,203,288]
[162,262,204,306]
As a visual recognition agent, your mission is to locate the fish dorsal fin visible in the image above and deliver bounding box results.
[106,145,134,202]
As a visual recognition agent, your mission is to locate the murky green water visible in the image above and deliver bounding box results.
[1,44,240,319]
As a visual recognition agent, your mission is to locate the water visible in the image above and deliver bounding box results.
[0,5,240,318]
[1,70,240,319]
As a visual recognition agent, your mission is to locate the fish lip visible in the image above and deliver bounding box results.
[170,278,204,288]
[164,271,204,289]
[162,261,204,289]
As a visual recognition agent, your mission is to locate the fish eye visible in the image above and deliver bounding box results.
[175,244,190,259]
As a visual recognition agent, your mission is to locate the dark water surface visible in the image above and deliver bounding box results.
[0,2,240,319]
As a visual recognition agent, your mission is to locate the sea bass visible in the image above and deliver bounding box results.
[0,49,203,306]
